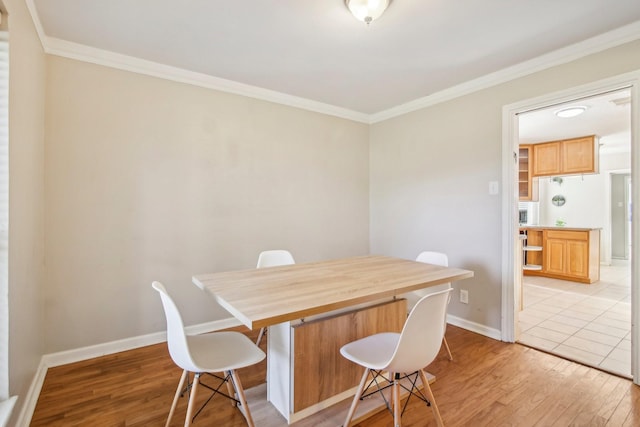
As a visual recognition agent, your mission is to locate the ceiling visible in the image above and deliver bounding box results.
[519,89,632,154]
[30,0,640,118]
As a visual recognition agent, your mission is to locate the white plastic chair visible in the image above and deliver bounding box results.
[413,251,453,361]
[340,288,452,427]
[256,249,295,269]
[152,281,265,427]
[254,250,295,346]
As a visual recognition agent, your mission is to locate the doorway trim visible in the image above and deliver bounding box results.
[501,70,640,384]
[607,170,631,263]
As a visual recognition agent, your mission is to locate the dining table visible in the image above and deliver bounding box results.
[193,254,474,425]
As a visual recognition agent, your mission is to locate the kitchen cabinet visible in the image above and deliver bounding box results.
[519,145,538,201]
[562,136,597,174]
[521,227,600,284]
[521,229,543,270]
[532,135,597,177]
[545,231,590,278]
[532,142,561,176]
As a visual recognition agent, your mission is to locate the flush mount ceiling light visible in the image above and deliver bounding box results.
[554,106,587,118]
[345,0,392,25]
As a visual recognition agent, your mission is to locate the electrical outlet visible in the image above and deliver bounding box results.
[460,289,469,304]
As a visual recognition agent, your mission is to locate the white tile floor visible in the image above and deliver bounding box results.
[518,261,631,377]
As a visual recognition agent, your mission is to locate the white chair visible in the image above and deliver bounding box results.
[413,251,453,361]
[256,249,295,269]
[152,281,265,427]
[340,288,452,427]
[254,249,295,346]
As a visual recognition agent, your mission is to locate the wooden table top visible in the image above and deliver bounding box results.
[193,255,474,330]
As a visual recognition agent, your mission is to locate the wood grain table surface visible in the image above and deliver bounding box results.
[193,255,474,330]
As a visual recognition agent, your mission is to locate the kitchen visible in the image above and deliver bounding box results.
[516,88,632,377]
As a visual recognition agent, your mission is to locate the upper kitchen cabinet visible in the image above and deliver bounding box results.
[532,141,561,176]
[532,135,598,177]
[562,136,598,174]
[519,145,538,201]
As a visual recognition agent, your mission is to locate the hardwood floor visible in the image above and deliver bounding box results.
[31,325,640,426]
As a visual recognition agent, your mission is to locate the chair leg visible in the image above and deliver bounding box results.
[343,368,370,427]
[392,373,401,427]
[255,327,266,346]
[184,372,200,427]
[443,336,453,361]
[166,370,188,427]
[418,369,444,427]
[230,369,255,427]
[221,370,237,407]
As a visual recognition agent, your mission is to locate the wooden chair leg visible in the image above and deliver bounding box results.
[419,369,443,427]
[184,372,200,427]
[343,368,370,427]
[230,369,255,427]
[443,336,453,361]
[225,370,237,407]
[255,327,266,346]
[392,373,401,427]
[166,370,188,427]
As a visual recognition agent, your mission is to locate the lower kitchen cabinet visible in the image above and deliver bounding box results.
[522,227,600,284]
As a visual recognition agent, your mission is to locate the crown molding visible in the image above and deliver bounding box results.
[24,0,46,50]
[24,1,640,125]
[42,37,370,124]
[370,20,640,123]
[25,0,368,123]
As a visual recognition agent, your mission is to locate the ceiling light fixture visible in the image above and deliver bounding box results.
[610,96,631,106]
[554,106,587,118]
[345,0,392,25]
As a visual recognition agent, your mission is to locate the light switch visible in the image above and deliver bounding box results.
[489,181,499,195]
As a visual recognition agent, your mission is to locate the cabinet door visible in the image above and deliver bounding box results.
[566,240,589,278]
[562,136,596,174]
[545,238,566,275]
[533,142,561,177]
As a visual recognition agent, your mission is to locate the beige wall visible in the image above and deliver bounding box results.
[370,39,640,330]
[44,56,370,352]
[6,0,47,418]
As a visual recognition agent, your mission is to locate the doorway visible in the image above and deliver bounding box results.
[611,173,631,260]
[516,89,632,377]
[501,75,640,384]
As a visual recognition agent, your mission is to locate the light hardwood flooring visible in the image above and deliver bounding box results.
[31,325,640,426]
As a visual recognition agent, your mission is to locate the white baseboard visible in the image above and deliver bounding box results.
[15,317,242,427]
[42,317,241,368]
[14,359,46,427]
[447,314,503,341]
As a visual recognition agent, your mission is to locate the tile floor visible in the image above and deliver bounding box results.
[518,260,631,377]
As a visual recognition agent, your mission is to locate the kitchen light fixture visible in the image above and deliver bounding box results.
[610,96,631,106]
[345,0,392,25]
[554,106,587,118]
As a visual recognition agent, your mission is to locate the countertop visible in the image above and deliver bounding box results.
[520,225,602,231]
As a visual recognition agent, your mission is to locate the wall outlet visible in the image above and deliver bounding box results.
[460,289,469,304]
